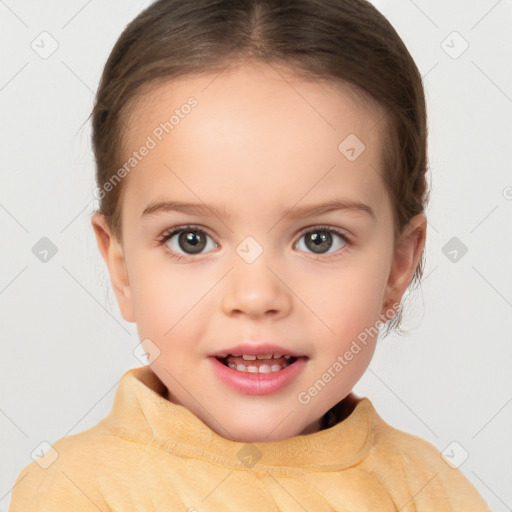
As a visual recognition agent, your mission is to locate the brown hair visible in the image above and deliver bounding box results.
[91,0,429,334]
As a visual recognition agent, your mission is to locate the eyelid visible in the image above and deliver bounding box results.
[158,224,215,242]
[157,224,218,262]
[158,223,352,263]
[158,224,351,243]
[296,224,350,240]
[295,224,352,258]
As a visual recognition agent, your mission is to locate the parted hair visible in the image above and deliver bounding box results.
[91,0,429,333]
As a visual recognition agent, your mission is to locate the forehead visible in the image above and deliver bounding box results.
[119,62,389,220]
[123,61,385,148]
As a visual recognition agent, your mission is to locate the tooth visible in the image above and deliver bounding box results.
[284,355,291,359]
[217,354,228,358]
[232,353,242,357]
[273,354,283,359]
[242,355,256,360]
[256,354,272,360]
[227,362,287,373]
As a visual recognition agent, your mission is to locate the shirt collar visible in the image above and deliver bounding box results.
[102,365,375,473]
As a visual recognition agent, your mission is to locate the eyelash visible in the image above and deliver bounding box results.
[157,224,352,262]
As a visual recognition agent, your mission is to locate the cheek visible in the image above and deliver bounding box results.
[128,252,190,335]
[302,251,391,343]
[129,255,216,355]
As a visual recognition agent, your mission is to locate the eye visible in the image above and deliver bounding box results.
[159,225,217,258]
[295,226,349,256]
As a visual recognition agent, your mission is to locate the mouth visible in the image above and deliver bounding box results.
[213,353,300,373]
[209,345,308,395]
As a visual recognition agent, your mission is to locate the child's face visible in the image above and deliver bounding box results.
[93,62,425,442]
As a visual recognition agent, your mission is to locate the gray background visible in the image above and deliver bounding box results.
[1,0,511,510]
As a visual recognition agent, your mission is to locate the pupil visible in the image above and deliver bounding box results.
[307,231,332,253]
[179,231,206,254]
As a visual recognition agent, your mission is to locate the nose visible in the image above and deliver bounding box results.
[221,256,292,320]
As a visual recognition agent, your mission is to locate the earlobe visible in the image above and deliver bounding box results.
[382,214,427,316]
[91,213,135,322]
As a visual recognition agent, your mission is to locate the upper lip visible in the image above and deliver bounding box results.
[209,343,307,358]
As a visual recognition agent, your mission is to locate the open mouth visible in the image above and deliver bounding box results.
[214,354,299,373]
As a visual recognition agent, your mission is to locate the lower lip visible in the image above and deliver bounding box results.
[209,356,307,396]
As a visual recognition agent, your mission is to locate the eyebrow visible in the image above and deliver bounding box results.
[141,199,375,221]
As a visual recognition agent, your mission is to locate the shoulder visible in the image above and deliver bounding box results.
[361,400,491,511]
[9,425,131,511]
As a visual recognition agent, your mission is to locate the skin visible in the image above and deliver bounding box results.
[92,61,426,443]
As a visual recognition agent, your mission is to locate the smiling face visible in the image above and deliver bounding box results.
[92,61,425,442]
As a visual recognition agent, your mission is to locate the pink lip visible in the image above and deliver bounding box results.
[209,356,308,396]
[208,343,305,357]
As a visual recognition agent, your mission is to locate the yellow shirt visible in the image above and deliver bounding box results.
[9,366,490,511]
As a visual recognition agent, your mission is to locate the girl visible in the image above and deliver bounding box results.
[10,0,491,510]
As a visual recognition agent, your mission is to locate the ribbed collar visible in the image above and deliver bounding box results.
[100,365,375,474]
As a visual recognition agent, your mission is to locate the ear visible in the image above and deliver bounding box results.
[382,213,426,316]
[91,213,135,322]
